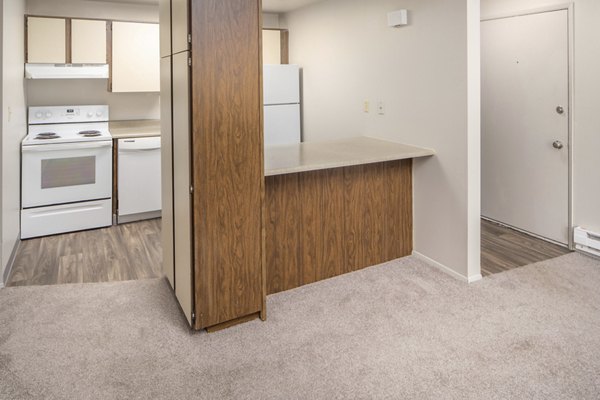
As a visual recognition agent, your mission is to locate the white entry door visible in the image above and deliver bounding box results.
[481,10,569,245]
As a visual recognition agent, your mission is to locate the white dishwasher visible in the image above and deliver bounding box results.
[117,137,162,223]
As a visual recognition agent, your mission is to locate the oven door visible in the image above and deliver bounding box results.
[22,141,113,208]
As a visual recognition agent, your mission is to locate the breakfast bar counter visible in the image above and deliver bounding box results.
[263,137,435,295]
[265,136,435,176]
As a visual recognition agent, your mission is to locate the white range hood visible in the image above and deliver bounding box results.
[25,64,109,80]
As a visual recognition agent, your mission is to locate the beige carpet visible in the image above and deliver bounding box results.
[1,253,599,399]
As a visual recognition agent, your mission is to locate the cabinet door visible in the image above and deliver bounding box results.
[172,51,194,326]
[172,0,189,54]
[159,0,171,58]
[160,56,175,289]
[71,19,107,64]
[192,0,264,328]
[262,30,281,65]
[27,17,66,63]
[111,22,160,92]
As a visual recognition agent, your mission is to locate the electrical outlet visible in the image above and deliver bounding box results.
[364,101,370,113]
[377,101,385,115]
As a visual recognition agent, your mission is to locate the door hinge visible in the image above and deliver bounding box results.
[189,185,194,194]
[191,312,196,324]
[188,33,192,44]
[188,57,192,67]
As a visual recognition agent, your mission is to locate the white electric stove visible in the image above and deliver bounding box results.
[21,105,113,239]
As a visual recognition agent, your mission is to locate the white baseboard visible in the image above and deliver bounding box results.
[412,251,482,284]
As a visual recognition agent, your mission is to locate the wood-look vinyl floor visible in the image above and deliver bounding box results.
[7,219,162,287]
[481,219,571,277]
[7,216,570,285]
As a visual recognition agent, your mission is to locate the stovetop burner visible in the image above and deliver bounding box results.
[78,130,102,137]
[34,132,60,140]
[25,105,111,148]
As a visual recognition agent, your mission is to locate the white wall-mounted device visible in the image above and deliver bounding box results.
[387,10,408,27]
[574,226,600,257]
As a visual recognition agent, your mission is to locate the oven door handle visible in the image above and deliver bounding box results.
[22,141,113,152]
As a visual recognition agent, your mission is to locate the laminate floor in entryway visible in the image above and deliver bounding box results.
[7,219,162,287]
[481,219,571,277]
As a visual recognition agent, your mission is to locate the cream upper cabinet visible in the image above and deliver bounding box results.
[263,30,281,65]
[111,22,160,92]
[27,17,66,63]
[71,19,107,64]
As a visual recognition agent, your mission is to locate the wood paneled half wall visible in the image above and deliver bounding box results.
[265,160,413,294]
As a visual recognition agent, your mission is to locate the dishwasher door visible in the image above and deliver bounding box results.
[117,137,162,223]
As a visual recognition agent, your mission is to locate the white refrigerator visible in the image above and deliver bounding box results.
[263,64,301,146]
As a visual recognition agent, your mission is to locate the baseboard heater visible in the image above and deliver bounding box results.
[574,227,600,257]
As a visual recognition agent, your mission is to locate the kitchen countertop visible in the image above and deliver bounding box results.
[265,136,435,177]
[109,120,161,139]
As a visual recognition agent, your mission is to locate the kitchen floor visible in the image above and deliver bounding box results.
[481,219,571,277]
[7,217,572,286]
[6,219,162,287]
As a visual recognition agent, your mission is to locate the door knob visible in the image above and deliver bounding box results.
[556,106,565,114]
[553,140,564,150]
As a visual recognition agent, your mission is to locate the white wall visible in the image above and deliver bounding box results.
[26,0,160,121]
[1,0,27,284]
[482,0,600,237]
[26,80,160,120]
[281,0,481,280]
[263,13,280,28]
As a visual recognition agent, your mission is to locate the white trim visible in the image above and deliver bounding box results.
[412,251,482,284]
[566,3,575,251]
[481,3,573,21]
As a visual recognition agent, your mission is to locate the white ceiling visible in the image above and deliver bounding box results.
[84,0,324,13]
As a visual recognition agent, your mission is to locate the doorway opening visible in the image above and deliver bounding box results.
[480,6,573,276]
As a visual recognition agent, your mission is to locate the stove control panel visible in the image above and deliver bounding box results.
[28,105,109,125]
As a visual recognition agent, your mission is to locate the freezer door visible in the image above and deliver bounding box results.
[264,104,301,146]
[263,64,300,105]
